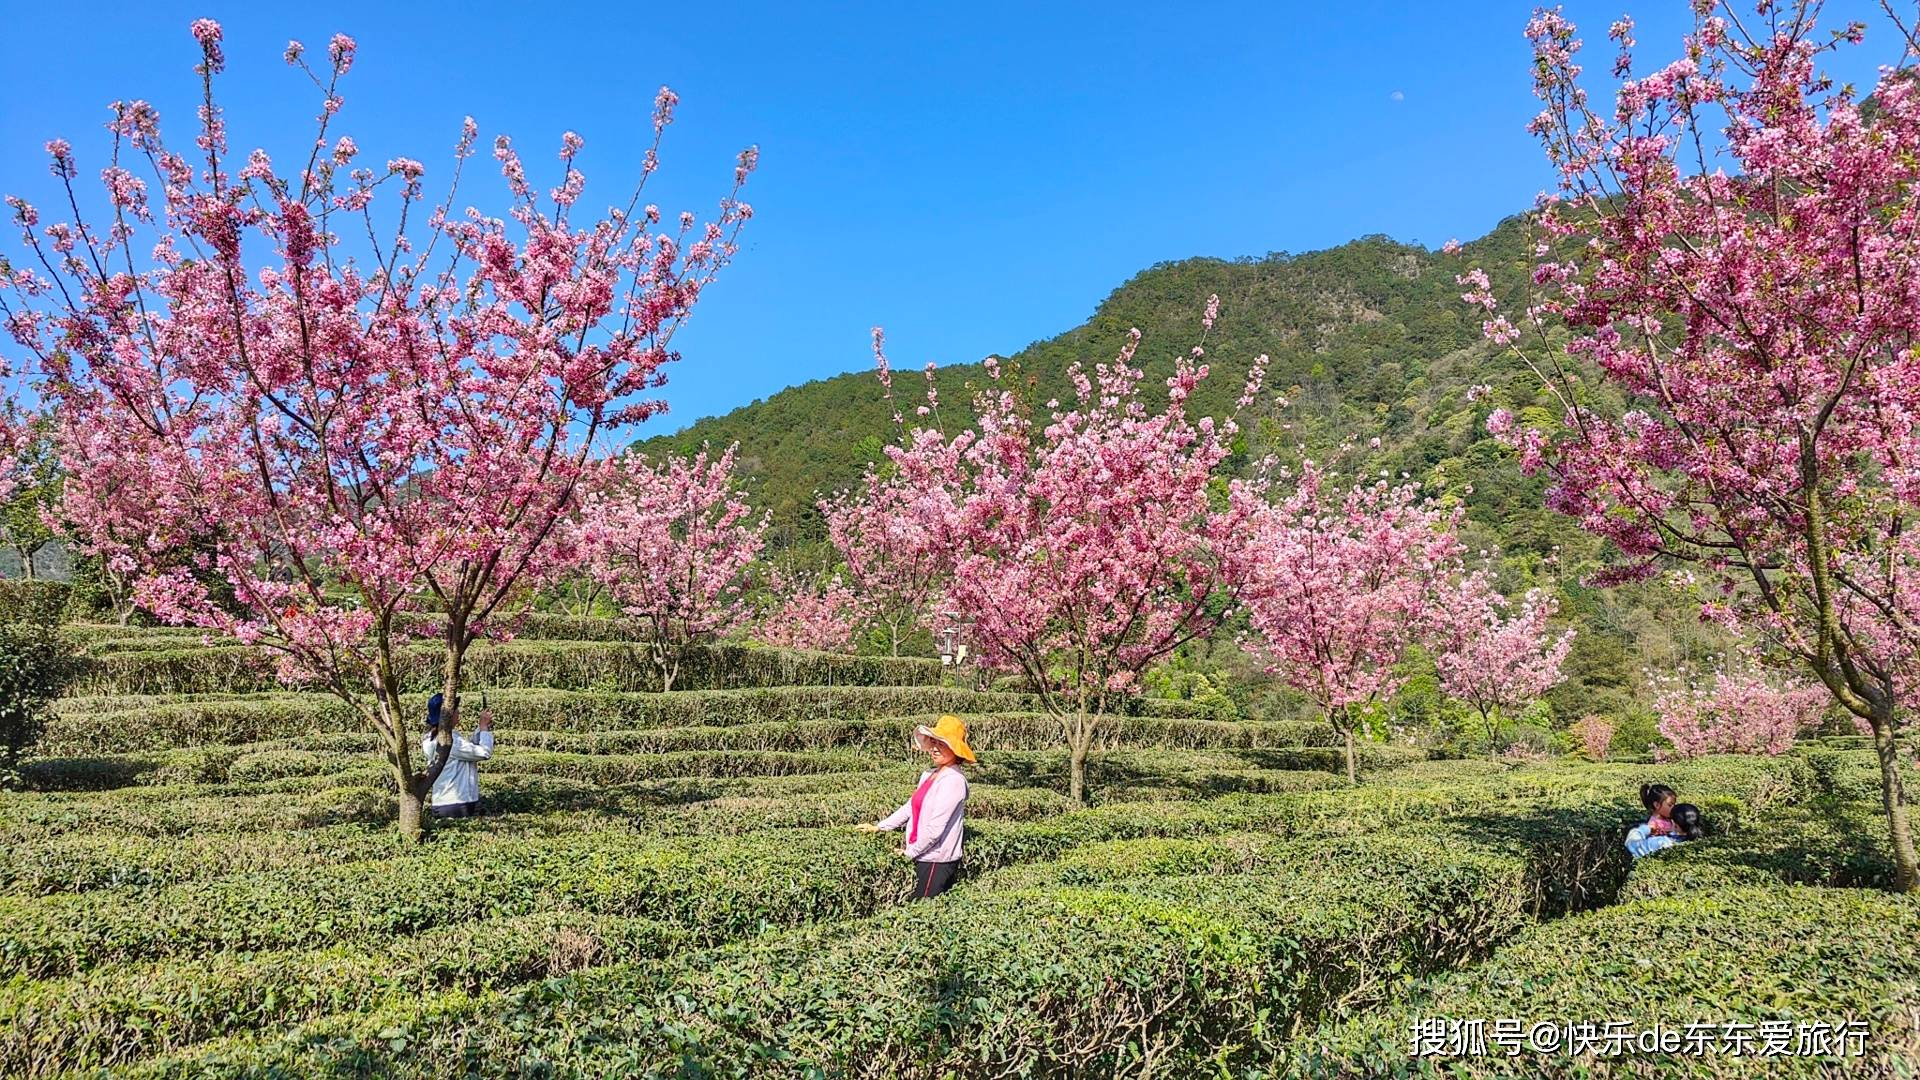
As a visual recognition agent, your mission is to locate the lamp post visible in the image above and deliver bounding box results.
[937,613,976,689]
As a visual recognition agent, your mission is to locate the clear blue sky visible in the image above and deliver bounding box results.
[0,1,1891,433]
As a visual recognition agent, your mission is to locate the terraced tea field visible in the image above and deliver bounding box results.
[4,622,1916,1078]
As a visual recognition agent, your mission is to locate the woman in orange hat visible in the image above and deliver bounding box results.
[857,713,975,900]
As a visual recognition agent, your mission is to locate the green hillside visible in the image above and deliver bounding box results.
[641,216,1539,529]
[637,214,1730,734]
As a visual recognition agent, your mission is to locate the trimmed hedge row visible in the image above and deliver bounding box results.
[68,640,950,696]
[0,828,919,981]
[42,692,1248,759]
[1289,885,1920,1078]
[127,824,1620,1079]
[18,742,885,793]
[1619,800,1897,900]
[1797,746,1920,804]
[0,910,686,1076]
[46,686,1054,753]
[2,754,1822,1074]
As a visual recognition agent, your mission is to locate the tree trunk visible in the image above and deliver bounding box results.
[1343,726,1358,786]
[1482,708,1502,758]
[1870,710,1918,893]
[15,547,33,581]
[1068,725,1090,806]
[397,775,427,843]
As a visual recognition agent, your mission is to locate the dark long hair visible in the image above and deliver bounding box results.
[1670,803,1705,841]
[1640,783,1676,814]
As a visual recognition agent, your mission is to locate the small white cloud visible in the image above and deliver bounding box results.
[1390,90,1406,102]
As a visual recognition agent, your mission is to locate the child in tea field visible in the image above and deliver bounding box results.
[422,692,494,819]
[858,713,973,899]
[1626,801,1704,859]
[1640,783,1678,837]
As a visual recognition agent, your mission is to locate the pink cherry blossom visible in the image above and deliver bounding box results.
[570,445,767,691]
[1569,713,1614,761]
[753,566,866,654]
[10,23,753,838]
[879,313,1270,803]
[1652,665,1830,760]
[1239,460,1466,783]
[1433,572,1574,753]
[1489,2,1920,887]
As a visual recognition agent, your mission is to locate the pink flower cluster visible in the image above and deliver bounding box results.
[1432,573,1575,728]
[1,21,756,808]
[571,444,767,690]
[753,567,866,654]
[1653,666,1830,759]
[1569,713,1614,762]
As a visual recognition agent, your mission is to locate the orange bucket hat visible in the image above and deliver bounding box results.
[914,714,977,763]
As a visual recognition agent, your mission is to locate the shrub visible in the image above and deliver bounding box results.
[0,911,684,1076]
[0,828,922,981]
[224,749,337,784]
[1290,885,1920,1077]
[1620,801,1898,900]
[0,623,80,787]
[131,828,1626,1078]
[44,686,1040,754]
[0,582,71,625]
[1569,714,1613,762]
[67,640,948,696]
[1798,747,1920,805]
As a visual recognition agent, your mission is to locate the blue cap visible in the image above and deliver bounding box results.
[426,693,444,729]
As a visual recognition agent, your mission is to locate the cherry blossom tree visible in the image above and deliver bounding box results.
[572,445,767,691]
[1240,462,1465,784]
[4,22,753,838]
[822,475,944,656]
[1569,713,1614,762]
[1470,2,1920,888]
[1433,572,1575,754]
[752,565,865,653]
[818,332,953,655]
[1652,665,1831,760]
[883,305,1269,803]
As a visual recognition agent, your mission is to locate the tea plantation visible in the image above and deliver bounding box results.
[3,621,1915,1078]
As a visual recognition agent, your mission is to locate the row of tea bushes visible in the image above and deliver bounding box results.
[1794,745,1920,805]
[7,831,1494,1076]
[44,691,1241,758]
[123,821,1637,1079]
[0,755,1819,1073]
[19,742,890,793]
[1289,884,1920,1078]
[0,909,688,1076]
[0,828,921,980]
[68,640,950,696]
[1618,800,1897,900]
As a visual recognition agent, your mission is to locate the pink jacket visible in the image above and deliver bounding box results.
[877,766,968,862]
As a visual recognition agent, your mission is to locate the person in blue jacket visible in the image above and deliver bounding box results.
[1626,802,1703,858]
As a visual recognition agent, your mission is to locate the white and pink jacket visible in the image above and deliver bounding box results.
[876,766,969,863]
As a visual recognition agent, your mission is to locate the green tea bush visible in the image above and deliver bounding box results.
[46,685,1040,754]
[69,640,949,696]
[0,827,923,980]
[1797,746,1919,804]
[1289,885,1920,1078]
[0,581,71,625]
[133,832,1599,1079]
[224,748,338,784]
[0,910,685,1076]
[1620,801,1897,900]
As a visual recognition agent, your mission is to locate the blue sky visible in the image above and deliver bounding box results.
[1,1,1892,433]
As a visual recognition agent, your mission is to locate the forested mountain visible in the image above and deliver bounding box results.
[638,212,1731,737]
